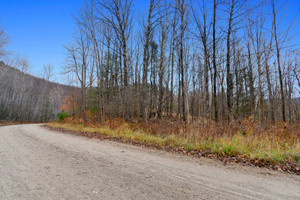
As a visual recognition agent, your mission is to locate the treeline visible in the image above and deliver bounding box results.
[0,62,76,122]
[64,0,300,124]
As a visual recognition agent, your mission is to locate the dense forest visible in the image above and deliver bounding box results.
[0,62,76,122]
[60,0,299,124]
[0,0,299,124]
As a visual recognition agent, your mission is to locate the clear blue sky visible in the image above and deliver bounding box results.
[0,0,148,81]
[1,0,84,79]
[0,0,299,82]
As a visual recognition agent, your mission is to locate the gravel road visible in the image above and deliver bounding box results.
[0,124,299,200]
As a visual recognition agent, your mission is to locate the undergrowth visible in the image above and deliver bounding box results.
[48,116,300,166]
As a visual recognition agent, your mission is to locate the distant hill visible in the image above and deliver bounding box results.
[0,61,76,122]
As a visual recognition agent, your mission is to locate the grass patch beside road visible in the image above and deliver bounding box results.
[48,118,300,174]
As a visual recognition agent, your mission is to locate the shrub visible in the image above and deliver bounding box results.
[56,112,69,122]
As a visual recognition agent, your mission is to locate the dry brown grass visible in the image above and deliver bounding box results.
[0,121,26,126]
[49,116,300,166]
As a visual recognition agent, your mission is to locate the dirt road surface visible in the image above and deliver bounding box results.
[0,124,299,200]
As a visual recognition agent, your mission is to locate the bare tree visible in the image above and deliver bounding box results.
[248,2,265,120]
[0,25,9,59]
[213,0,218,122]
[11,54,31,73]
[76,0,106,122]
[169,3,178,117]
[157,0,171,119]
[40,64,55,81]
[271,0,296,122]
[140,0,160,120]
[178,0,189,123]
[293,56,300,95]
[64,29,90,119]
[96,0,133,86]
[192,0,210,118]
[224,0,249,120]
[225,0,235,120]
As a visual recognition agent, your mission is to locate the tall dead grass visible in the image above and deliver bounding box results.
[50,116,300,165]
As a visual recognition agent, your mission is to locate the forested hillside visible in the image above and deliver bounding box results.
[0,61,75,122]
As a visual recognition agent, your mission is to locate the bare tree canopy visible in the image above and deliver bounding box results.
[59,0,300,124]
